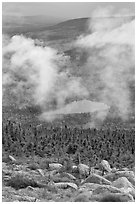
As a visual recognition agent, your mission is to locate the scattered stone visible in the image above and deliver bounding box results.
[78,164,90,177]
[71,165,78,173]
[53,172,76,183]
[67,182,78,190]
[49,170,58,177]
[2,155,135,202]
[2,162,12,176]
[60,172,76,180]
[64,173,76,180]
[121,167,129,171]
[81,173,111,185]
[9,155,16,163]
[49,163,63,171]
[3,175,11,181]
[2,168,12,176]
[2,162,7,169]
[26,186,35,191]
[13,165,21,171]
[90,167,102,176]
[54,182,69,189]
[21,195,37,202]
[111,167,117,173]
[37,169,45,177]
[54,182,78,190]
[101,160,112,173]
[79,183,101,193]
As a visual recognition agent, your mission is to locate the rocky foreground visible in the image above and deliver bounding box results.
[2,155,135,202]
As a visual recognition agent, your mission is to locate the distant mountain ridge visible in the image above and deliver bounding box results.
[2,16,90,35]
[3,15,134,36]
[2,14,62,34]
[52,15,134,28]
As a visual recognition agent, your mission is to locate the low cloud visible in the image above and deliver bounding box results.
[76,7,135,120]
[3,35,88,115]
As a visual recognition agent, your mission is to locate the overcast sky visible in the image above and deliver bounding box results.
[3,2,135,20]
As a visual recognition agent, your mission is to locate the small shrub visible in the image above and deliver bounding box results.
[2,119,135,169]
[38,159,50,170]
[28,162,39,170]
[6,174,39,190]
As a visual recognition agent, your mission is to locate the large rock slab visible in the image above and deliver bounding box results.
[112,177,135,199]
[90,192,134,202]
[92,185,122,195]
[120,187,135,199]
[81,173,111,185]
[112,177,134,189]
[73,191,92,202]
[104,170,135,186]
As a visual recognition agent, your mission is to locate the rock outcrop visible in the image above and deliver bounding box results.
[2,159,135,202]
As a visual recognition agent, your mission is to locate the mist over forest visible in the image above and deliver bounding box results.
[3,7,135,128]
